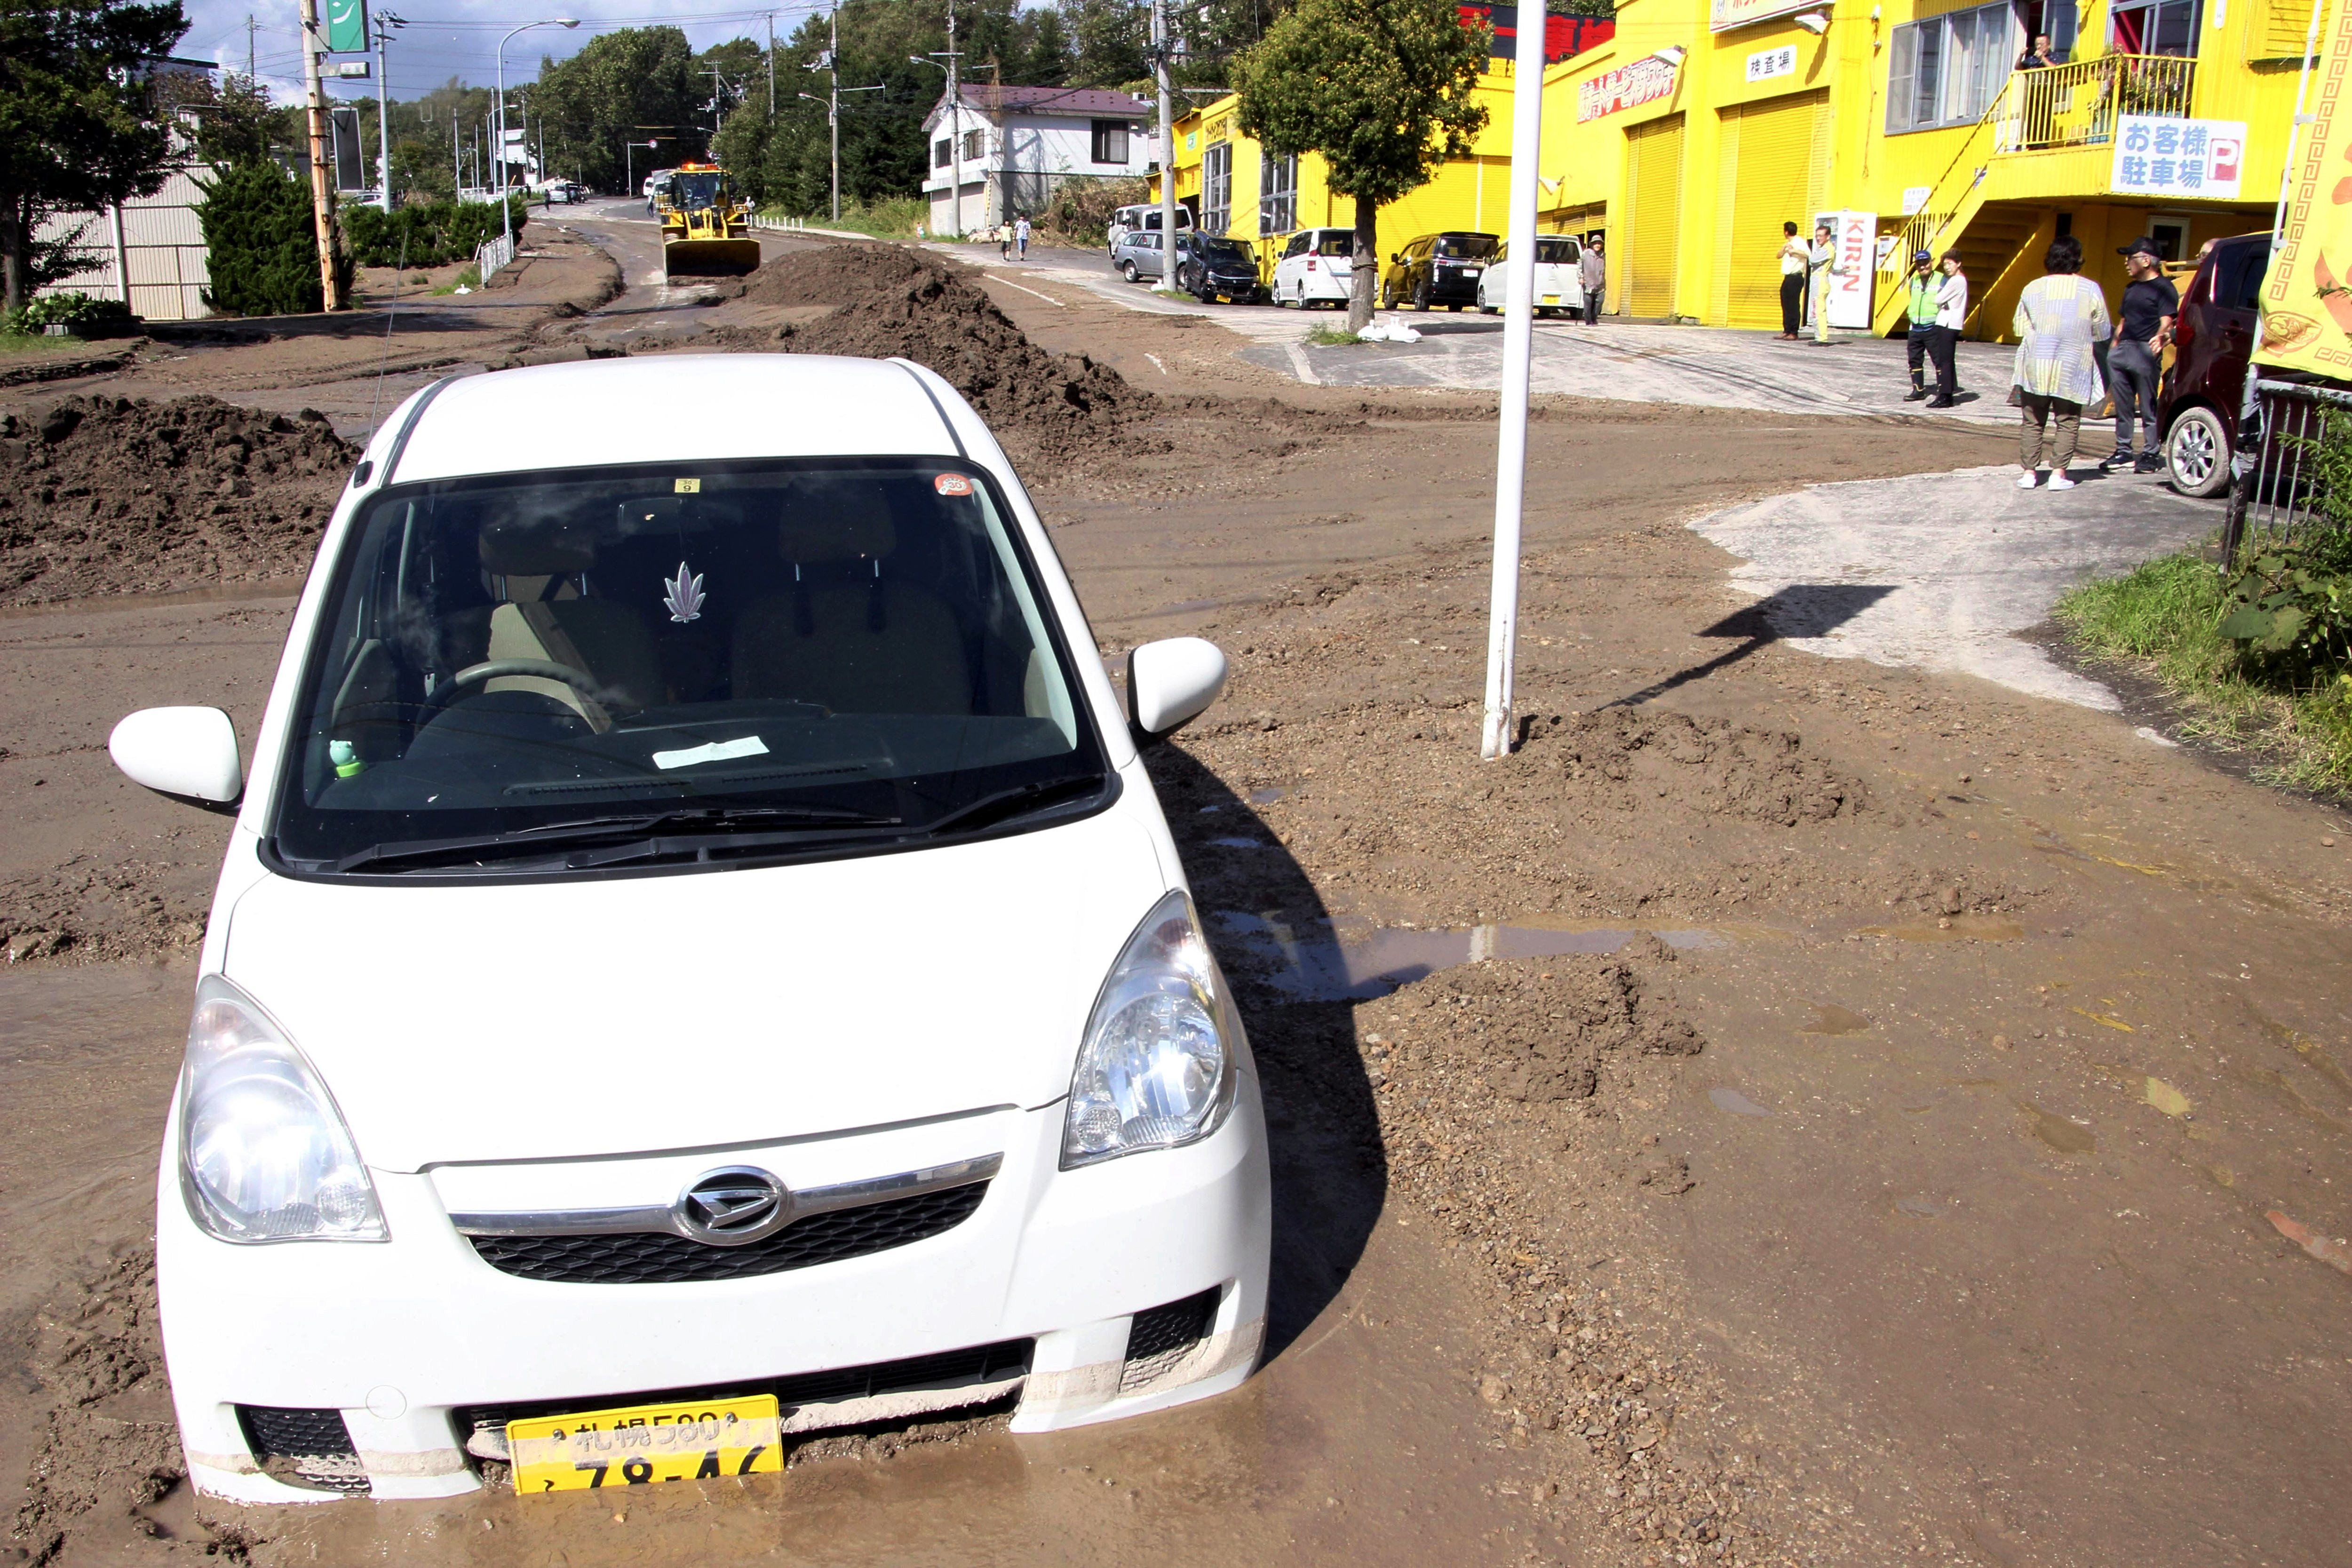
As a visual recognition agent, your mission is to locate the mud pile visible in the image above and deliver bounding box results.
[737,246,1153,465]
[0,860,209,966]
[0,394,353,606]
[1394,947,1703,1104]
[1524,708,1869,825]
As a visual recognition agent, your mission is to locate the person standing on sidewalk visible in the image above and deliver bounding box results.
[1579,238,1606,323]
[1903,249,1939,397]
[1016,214,1031,260]
[2010,235,2109,489]
[1807,221,1838,344]
[1927,253,1967,408]
[1777,221,1808,339]
[2103,236,2177,473]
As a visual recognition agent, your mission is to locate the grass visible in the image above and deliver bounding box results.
[764,197,928,239]
[0,331,119,358]
[1303,323,1367,347]
[429,264,480,296]
[2055,544,2352,796]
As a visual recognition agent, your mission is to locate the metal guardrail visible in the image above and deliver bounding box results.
[749,214,810,231]
[476,231,515,283]
[1998,54,2195,153]
[2221,380,2352,565]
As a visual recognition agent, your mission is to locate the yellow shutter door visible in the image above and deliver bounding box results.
[1625,114,1685,319]
[1722,91,1828,330]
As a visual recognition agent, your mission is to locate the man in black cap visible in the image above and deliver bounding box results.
[1903,248,1939,399]
[2104,236,2177,473]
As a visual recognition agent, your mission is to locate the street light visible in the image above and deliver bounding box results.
[498,17,580,256]
[908,50,963,239]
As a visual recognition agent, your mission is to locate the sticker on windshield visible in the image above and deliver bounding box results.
[652,735,769,772]
[674,477,701,494]
[662,561,706,623]
[934,473,974,497]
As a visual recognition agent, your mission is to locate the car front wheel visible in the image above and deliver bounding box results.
[1121,260,1139,283]
[2166,405,2233,499]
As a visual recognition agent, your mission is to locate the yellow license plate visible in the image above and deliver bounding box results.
[1542,294,1561,304]
[509,1394,781,1494]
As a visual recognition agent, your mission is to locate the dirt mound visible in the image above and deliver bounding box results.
[1523,708,1868,825]
[738,246,1154,466]
[0,394,353,607]
[1,861,209,965]
[1387,954,1704,1105]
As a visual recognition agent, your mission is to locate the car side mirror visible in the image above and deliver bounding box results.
[109,706,243,812]
[1127,637,1226,746]
[1390,253,1401,264]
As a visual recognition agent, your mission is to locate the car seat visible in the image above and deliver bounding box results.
[474,516,666,717]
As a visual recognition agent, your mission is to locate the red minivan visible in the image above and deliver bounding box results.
[2158,231,2271,498]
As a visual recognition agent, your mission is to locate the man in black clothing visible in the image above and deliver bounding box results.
[2103,237,2177,474]
[2017,32,2061,68]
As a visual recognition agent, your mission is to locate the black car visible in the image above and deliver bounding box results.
[2157,231,2271,498]
[1381,231,1501,311]
[1177,235,1266,305]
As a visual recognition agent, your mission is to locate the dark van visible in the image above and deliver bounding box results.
[2158,231,2271,498]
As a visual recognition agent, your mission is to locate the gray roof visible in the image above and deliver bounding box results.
[952,85,1150,118]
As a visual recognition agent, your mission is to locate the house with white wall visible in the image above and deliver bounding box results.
[920,86,1157,235]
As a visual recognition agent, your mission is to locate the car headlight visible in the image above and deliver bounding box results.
[1061,890,1240,1169]
[178,974,387,1243]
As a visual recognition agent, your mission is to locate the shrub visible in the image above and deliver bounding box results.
[1,292,137,338]
[195,162,354,316]
[342,197,529,268]
[1037,176,1147,247]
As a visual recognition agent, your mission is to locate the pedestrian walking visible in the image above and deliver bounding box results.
[1579,239,1605,323]
[999,223,1012,260]
[1806,221,1838,344]
[2010,234,2109,490]
[2102,235,2177,473]
[1777,221,1808,339]
[1902,249,1939,397]
[1927,253,1967,408]
[1016,214,1031,260]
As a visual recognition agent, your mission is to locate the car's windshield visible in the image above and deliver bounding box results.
[1534,237,1578,264]
[1435,235,1499,259]
[1313,232,1353,257]
[671,171,726,209]
[272,458,1103,875]
[1197,238,1253,264]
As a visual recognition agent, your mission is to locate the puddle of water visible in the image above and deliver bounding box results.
[1211,913,1729,1001]
[1802,1003,1873,1036]
[1859,915,2026,943]
[1248,787,1288,805]
[1895,1196,1940,1217]
[1708,1086,1770,1117]
[2025,1104,2097,1154]
[1207,836,1268,850]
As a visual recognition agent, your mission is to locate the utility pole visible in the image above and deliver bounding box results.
[373,11,404,213]
[767,10,777,121]
[245,12,256,79]
[1152,0,1176,279]
[297,0,340,309]
[828,8,838,217]
[946,0,961,239]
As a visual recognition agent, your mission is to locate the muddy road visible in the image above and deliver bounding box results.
[1,238,2346,1568]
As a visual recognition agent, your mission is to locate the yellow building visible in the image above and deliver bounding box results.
[1156,0,2315,339]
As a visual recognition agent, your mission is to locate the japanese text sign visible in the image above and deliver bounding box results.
[1579,57,1677,122]
[2109,116,2246,200]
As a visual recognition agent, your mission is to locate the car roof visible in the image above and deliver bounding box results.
[387,355,963,484]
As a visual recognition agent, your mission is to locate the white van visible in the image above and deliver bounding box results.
[1474,235,1586,318]
[1105,204,1192,257]
[1270,228,1359,309]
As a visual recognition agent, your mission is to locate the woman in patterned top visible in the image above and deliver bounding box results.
[2010,235,2111,491]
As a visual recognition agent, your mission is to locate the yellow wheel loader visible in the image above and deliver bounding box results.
[659,163,761,280]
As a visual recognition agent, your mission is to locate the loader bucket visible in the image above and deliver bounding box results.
[663,237,762,279]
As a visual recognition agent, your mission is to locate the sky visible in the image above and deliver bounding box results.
[175,0,846,104]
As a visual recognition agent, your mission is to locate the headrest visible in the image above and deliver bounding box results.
[479,517,597,576]
[775,479,896,564]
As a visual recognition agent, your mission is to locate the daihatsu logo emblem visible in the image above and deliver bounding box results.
[675,1167,788,1245]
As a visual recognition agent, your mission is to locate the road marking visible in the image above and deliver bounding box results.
[987,275,1067,308]
[1286,342,1320,386]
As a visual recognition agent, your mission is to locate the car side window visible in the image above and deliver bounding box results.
[1284,234,1306,259]
[2215,242,2270,312]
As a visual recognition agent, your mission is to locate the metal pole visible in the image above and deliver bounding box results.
[830,7,841,221]
[768,10,778,122]
[1480,0,1547,761]
[1153,0,1176,282]
[451,101,459,197]
[947,0,962,239]
[246,13,256,79]
[297,0,340,310]
[374,16,393,213]
[109,202,129,306]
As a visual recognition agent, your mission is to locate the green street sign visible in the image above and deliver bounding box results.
[326,0,368,54]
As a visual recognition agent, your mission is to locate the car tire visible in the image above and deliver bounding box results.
[2166,405,2233,499]
[1121,260,1139,283]
[1413,278,1431,310]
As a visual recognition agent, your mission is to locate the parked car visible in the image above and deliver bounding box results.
[1474,235,1586,319]
[1271,227,1358,309]
[1105,203,1192,257]
[2158,231,2272,499]
[107,352,1271,1504]
[1177,235,1266,304]
[1116,229,1215,286]
[1381,231,1500,311]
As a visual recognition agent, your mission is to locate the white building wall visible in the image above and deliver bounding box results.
[34,166,213,322]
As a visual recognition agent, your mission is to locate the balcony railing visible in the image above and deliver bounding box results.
[1997,53,2197,153]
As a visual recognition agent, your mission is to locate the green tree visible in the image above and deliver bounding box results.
[1232,0,1488,329]
[196,159,350,316]
[0,0,192,311]
[533,27,699,194]
[1024,8,1073,85]
[151,69,301,167]
[1062,0,1147,88]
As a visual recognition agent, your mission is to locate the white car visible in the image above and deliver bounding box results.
[109,353,1271,1505]
[1271,227,1358,309]
[1475,235,1586,319]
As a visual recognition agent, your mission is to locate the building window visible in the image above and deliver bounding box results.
[1885,0,2017,133]
[934,137,951,169]
[962,128,984,162]
[2110,0,2201,53]
[1091,119,1129,164]
[1201,142,1232,234]
[1258,151,1297,234]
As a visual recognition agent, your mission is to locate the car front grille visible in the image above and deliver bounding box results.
[454,1338,1034,1437]
[1120,1287,1221,1393]
[466,1181,987,1285]
[238,1405,370,1493]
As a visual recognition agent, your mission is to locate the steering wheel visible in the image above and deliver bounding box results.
[429,659,613,731]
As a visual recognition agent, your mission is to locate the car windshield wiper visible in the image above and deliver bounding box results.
[920,772,1108,839]
[327,804,901,874]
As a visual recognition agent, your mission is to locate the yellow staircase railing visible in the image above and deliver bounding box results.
[1870,96,2003,338]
